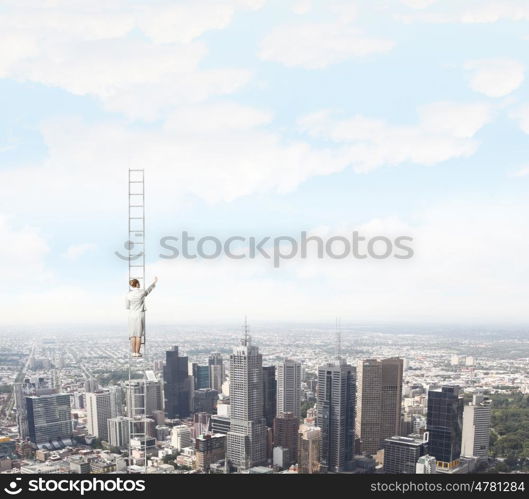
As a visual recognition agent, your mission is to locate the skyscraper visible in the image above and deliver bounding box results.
[171,425,192,451]
[193,388,218,413]
[195,434,226,472]
[208,353,225,392]
[316,361,356,472]
[192,363,211,390]
[262,365,277,427]
[381,358,404,442]
[108,386,123,417]
[298,424,321,474]
[356,359,382,455]
[427,386,464,470]
[226,323,267,470]
[461,394,492,460]
[163,346,192,419]
[86,391,112,441]
[273,412,299,467]
[14,382,29,440]
[107,416,131,448]
[125,376,163,418]
[277,359,301,419]
[383,435,426,473]
[356,358,403,455]
[26,393,72,445]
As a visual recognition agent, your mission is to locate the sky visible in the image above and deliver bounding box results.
[1,0,529,326]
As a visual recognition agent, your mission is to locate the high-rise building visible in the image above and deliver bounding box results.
[461,394,492,460]
[316,362,356,472]
[26,393,72,445]
[211,415,230,435]
[125,377,163,418]
[156,425,170,442]
[273,412,299,466]
[262,366,277,427]
[195,434,226,472]
[427,386,464,470]
[84,377,98,393]
[381,358,404,442]
[86,391,112,441]
[277,359,301,419]
[108,386,123,417]
[209,353,225,392]
[383,436,426,473]
[356,358,403,455]
[226,325,267,470]
[193,389,218,414]
[14,382,29,440]
[163,346,192,419]
[273,446,290,469]
[298,424,321,474]
[355,359,381,455]
[171,425,192,451]
[107,416,131,448]
[192,363,211,390]
[192,412,211,438]
[416,454,437,474]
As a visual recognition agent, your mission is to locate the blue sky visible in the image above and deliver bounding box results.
[1,0,529,325]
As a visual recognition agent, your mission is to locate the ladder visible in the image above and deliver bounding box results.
[126,378,150,471]
[127,169,149,473]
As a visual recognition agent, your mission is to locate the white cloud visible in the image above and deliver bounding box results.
[298,101,491,172]
[459,1,529,23]
[259,23,394,69]
[0,104,351,221]
[0,100,491,221]
[0,215,50,284]
[0,0,265,120]
[3,286,118,325]
[291,0,312,15]
[63,243,97,261]
[464,59,525,98]
[510,165,529,177]
[163,102,274,134]
[397,0,529,24]
[419,102,493,138]
[510,104,529,134]
[400,0,438,8]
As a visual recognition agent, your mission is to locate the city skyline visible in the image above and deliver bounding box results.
[1,322,527,475]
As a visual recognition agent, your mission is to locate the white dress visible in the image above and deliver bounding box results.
[125,282,156,338]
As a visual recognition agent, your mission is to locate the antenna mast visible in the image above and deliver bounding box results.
[242,316,250,346]
[335,317,342,362]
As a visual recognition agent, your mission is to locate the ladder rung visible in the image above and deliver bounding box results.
[130,205,144,207]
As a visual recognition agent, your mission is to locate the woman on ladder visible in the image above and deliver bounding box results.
[126,276,158,357]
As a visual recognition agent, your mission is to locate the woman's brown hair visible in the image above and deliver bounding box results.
[129,279,140,288]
